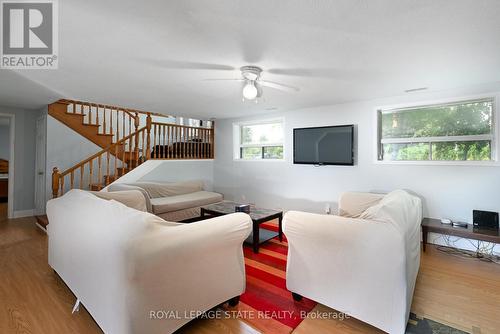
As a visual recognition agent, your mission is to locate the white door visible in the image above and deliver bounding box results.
[34,115,47,215]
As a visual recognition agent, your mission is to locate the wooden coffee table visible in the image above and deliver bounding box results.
[200,201,283,253]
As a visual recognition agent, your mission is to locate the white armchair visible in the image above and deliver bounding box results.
[283,190,422,334]
[47,189,252,334]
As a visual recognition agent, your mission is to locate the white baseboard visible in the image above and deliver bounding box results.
[12,209,35,218]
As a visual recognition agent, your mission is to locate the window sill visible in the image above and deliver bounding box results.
[233,158,286,162]
[374,160,500,167]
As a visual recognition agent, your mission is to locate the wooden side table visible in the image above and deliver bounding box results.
[421,218,500,251]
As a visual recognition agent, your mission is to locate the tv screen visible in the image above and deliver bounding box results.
[293,125,354,165]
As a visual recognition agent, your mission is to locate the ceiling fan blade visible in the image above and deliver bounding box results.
[202,78,244,82]
[268,67,372,79]
[139,58,236,71]
[259,80,299,93]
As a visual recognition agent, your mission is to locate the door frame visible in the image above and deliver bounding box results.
[34,114,47,215]
[0,113,15,219]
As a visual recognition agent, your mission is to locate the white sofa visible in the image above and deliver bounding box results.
[47,189,252,334]
[108,180,223,221]
[283,190,422,334]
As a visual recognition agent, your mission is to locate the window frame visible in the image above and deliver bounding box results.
[374,95,499,166]
[233,118,286,162]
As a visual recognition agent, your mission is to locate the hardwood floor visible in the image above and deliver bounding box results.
[1,217,499,334]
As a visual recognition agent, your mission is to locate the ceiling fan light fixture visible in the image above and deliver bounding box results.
[242,81,258,100]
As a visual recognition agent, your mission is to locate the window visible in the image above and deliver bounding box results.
[235,120,284,160]
[377,98,495,162]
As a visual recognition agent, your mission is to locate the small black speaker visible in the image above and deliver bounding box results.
[235,204,250,214]
[473,210,499,230]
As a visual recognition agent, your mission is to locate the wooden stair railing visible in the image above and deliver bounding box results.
[51,114,215,198]
[52,124,149,198]
[49,99,143,149]
[149,122,215,159]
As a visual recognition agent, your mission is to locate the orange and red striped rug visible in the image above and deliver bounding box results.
[236,222,316,333]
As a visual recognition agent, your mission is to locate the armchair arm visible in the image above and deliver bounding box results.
[108,183,152,213]
[126,213,252,334]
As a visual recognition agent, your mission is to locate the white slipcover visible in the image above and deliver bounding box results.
[284,190,422,334]
[47,189,252,334]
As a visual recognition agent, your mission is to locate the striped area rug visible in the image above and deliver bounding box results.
[236,222,317,333]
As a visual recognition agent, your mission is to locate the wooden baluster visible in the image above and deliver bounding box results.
[79,166,83,189]
[210,122,215,159]
[89,160,94,189]
[98,155,102,188]
[134,113,140,165]
[200,129,204,158]
[103,106,107,135]
[52,167,60,198]
[135,132,140,167]
[184,127,188,159]
[177,126,181,158]
[164,125,167,158]
[186,127,190,159]
[72,102,76,114]
[197,128,200,159]
[175,126,179,158]
[60,177,65,196]
[146,114,152,159]
[116,110,120,142]
[141,129,145,164]
[89,103,92,124]
[106,151,110,185]
[70,171,74,189]
[204,128,208,158]
[109,109,113,141]
[128,114,132,137]
[190,127,194,159]
[122,111,126,141]
[166,126,171,159]
[114,144,118,181]
[152,123,157,158]
[96,104,99,127]
[122,139,127,175]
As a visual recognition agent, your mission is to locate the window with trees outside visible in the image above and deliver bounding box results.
[237,120,284,160]
[377,98,495,162]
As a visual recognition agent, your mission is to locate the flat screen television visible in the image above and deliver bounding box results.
[293,125,354,165]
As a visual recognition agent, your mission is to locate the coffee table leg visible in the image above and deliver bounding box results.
[253,221,259,253]
[278,214,283,242]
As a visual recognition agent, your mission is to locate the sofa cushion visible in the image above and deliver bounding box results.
[150,191,223,214]
[107,183,153,212]
[89,190,148,212]
[131,181,204,198]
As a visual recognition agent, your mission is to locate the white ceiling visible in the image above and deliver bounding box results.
[3,0,500,118]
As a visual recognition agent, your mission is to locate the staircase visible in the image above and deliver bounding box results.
[50,99,215,198]
[48,99,152,148]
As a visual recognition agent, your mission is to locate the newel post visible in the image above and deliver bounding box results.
[146,113,152,159]
[52,167,60,198]
[210,120,215,159]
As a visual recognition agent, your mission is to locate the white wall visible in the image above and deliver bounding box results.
[0,122,9,160]
[109,159,214,190]
[45,115,105,202]
[214,82,500,253]
[0,105,42,214]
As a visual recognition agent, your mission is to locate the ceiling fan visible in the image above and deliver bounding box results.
[204,65,300,101]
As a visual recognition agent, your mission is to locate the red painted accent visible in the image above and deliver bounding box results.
[243,248,287,271]
[242,235,317,330]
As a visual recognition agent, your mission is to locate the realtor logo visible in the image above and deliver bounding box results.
[1,0,58,69]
